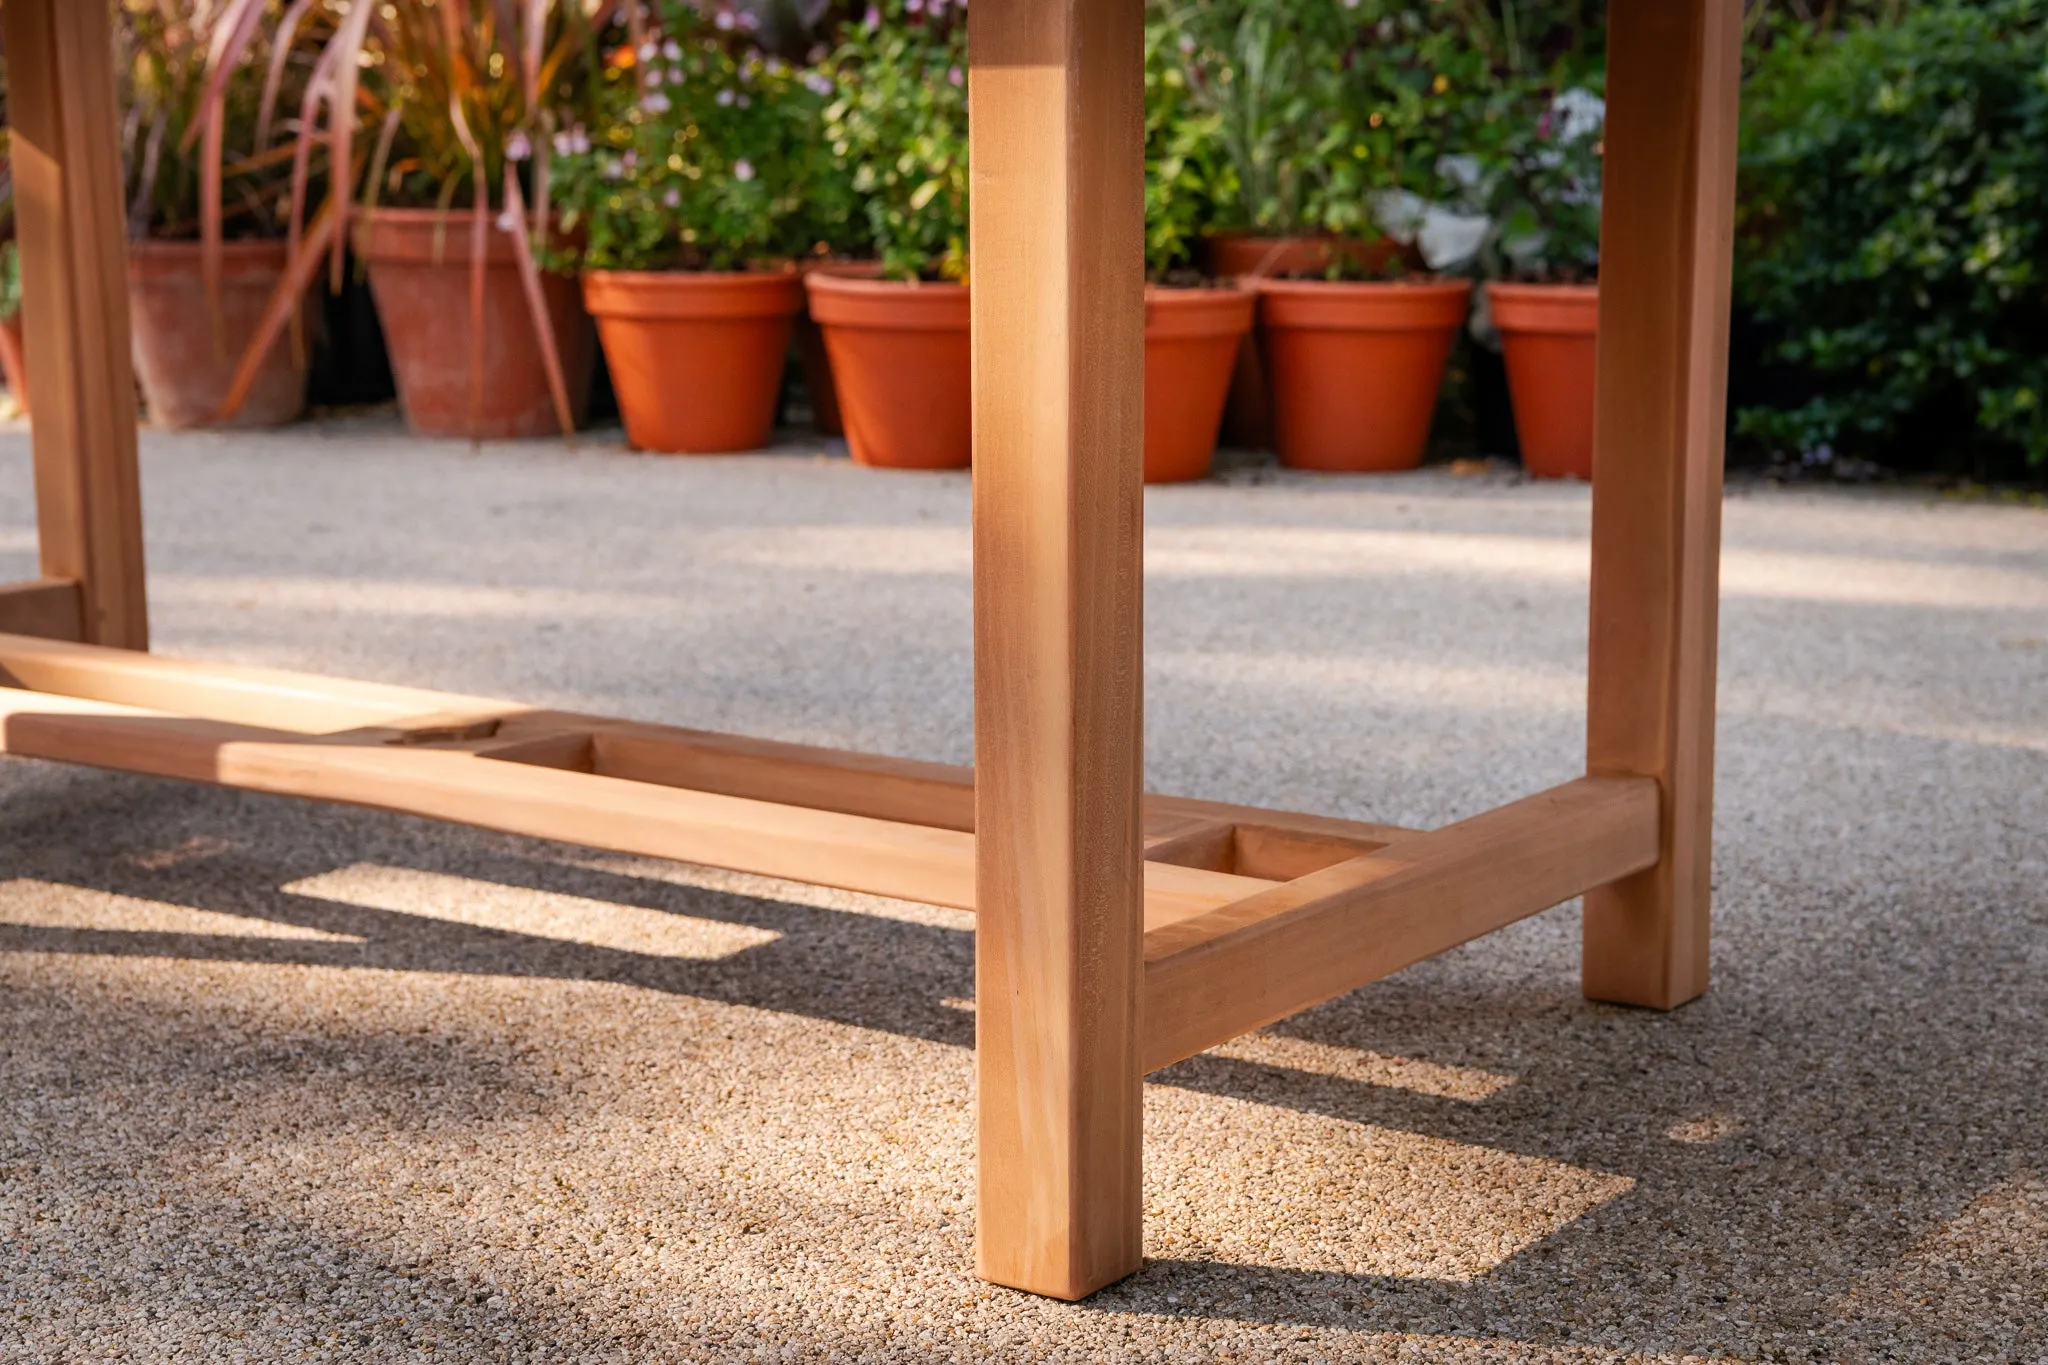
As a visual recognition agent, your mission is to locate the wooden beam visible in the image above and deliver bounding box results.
[1141,778,1661,1074]
[0,630,1413,849]
[0,580,83,642]
[1583,0,1742,1010]
[2,0,148,649]
[0,685,1273,925]
[968,0,1147,1300]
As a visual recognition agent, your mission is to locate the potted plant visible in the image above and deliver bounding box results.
[1141,17,1254,483]
[118,0,326,429]
[1237,4,1480,472]
[553,3,833,453]
[1161,1,1438,450]
[244,1,609,440]
[1481,87,1605,481]
[804,0,970,470]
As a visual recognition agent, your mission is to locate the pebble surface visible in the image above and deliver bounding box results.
[2,420,2044,1362]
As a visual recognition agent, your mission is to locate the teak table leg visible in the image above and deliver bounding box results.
[968,0,1147,1300]
[2,0,149,650]
[1583,0,1742,1009]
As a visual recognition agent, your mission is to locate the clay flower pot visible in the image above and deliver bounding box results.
[353,207,595,440]
[794,259,884,436]
[1205,233,1408,449]
[128,239,308,428]
[804,273,970,470]
[1144,285,1255,483]
[0,315,26,416]
[1258,277,1472,472]
[1488,281,1599,481]
[583,269,803,454]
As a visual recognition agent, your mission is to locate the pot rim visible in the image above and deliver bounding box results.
[805,271,970,331]
[583,267,804,322]
[1145,283,1257,340]
[1486,281,1600,335]
[1258,276,1472,332]
[1486,280,1599,302]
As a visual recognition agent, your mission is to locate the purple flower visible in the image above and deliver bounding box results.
[641,91,671,114]
[947,65,964,87]
[717,88,736,107]
[663,187,681,208]
[505,130,532,162]
[804,72,833,96]
[734,158,756,183]
[662,39,682,61]
[906,0,923,12]
[714,9,735,30]
[863,6,880,31]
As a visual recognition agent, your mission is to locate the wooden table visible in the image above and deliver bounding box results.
[0,0,1739,1300]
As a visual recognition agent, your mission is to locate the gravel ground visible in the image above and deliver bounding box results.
[1,415,2044,1363]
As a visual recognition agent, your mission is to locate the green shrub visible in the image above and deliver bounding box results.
[1157,0,1495,257]
[0,240,19,323]
[552,1,834,271]
[1144,13,1236,280]
[819,1,967,282]
[1737,0,2048,472]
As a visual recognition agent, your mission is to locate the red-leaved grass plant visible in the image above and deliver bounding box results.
[216,0,616,436]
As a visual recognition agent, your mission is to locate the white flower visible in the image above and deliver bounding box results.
[717,88,736,107]
[570,129,590,155]
[642,92,671,114]
[505,130,532,162]
[1552,87,1607,143]
[662,39,682,61]
[733,158,755,183]
[714,9,735,29]
[637,40,659,61]
[663,187,681,208]
[803,72,833,96]
[602,158,623,180]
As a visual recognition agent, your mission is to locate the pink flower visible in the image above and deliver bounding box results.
[734,158,756,183]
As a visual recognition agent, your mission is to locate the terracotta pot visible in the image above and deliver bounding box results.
[804,273,970,470]
[1206,233,1408,449]
[1258,277,1472,472]
[1144,285,1255,483]
[353,207,594,439]
[583,269,802,454]
[127,239,307,429]
[1488,282,1599,480]
[794,260,884,436]
[0,315,25,416]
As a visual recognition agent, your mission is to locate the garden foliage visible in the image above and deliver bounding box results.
[553,1,842,272]
[1738,0,2048,471]
[819,0,968,282]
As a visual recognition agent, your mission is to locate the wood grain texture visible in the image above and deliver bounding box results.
[1142,778,1662,1074]
[1583,0,1742,1009]
[969,0,1148,1300]
[0,580,84,642]
[0,683,1272,926]
[2,0,148,649]
[0,630,1417,851]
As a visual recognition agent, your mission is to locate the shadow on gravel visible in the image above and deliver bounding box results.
[2,761,2045,1364]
